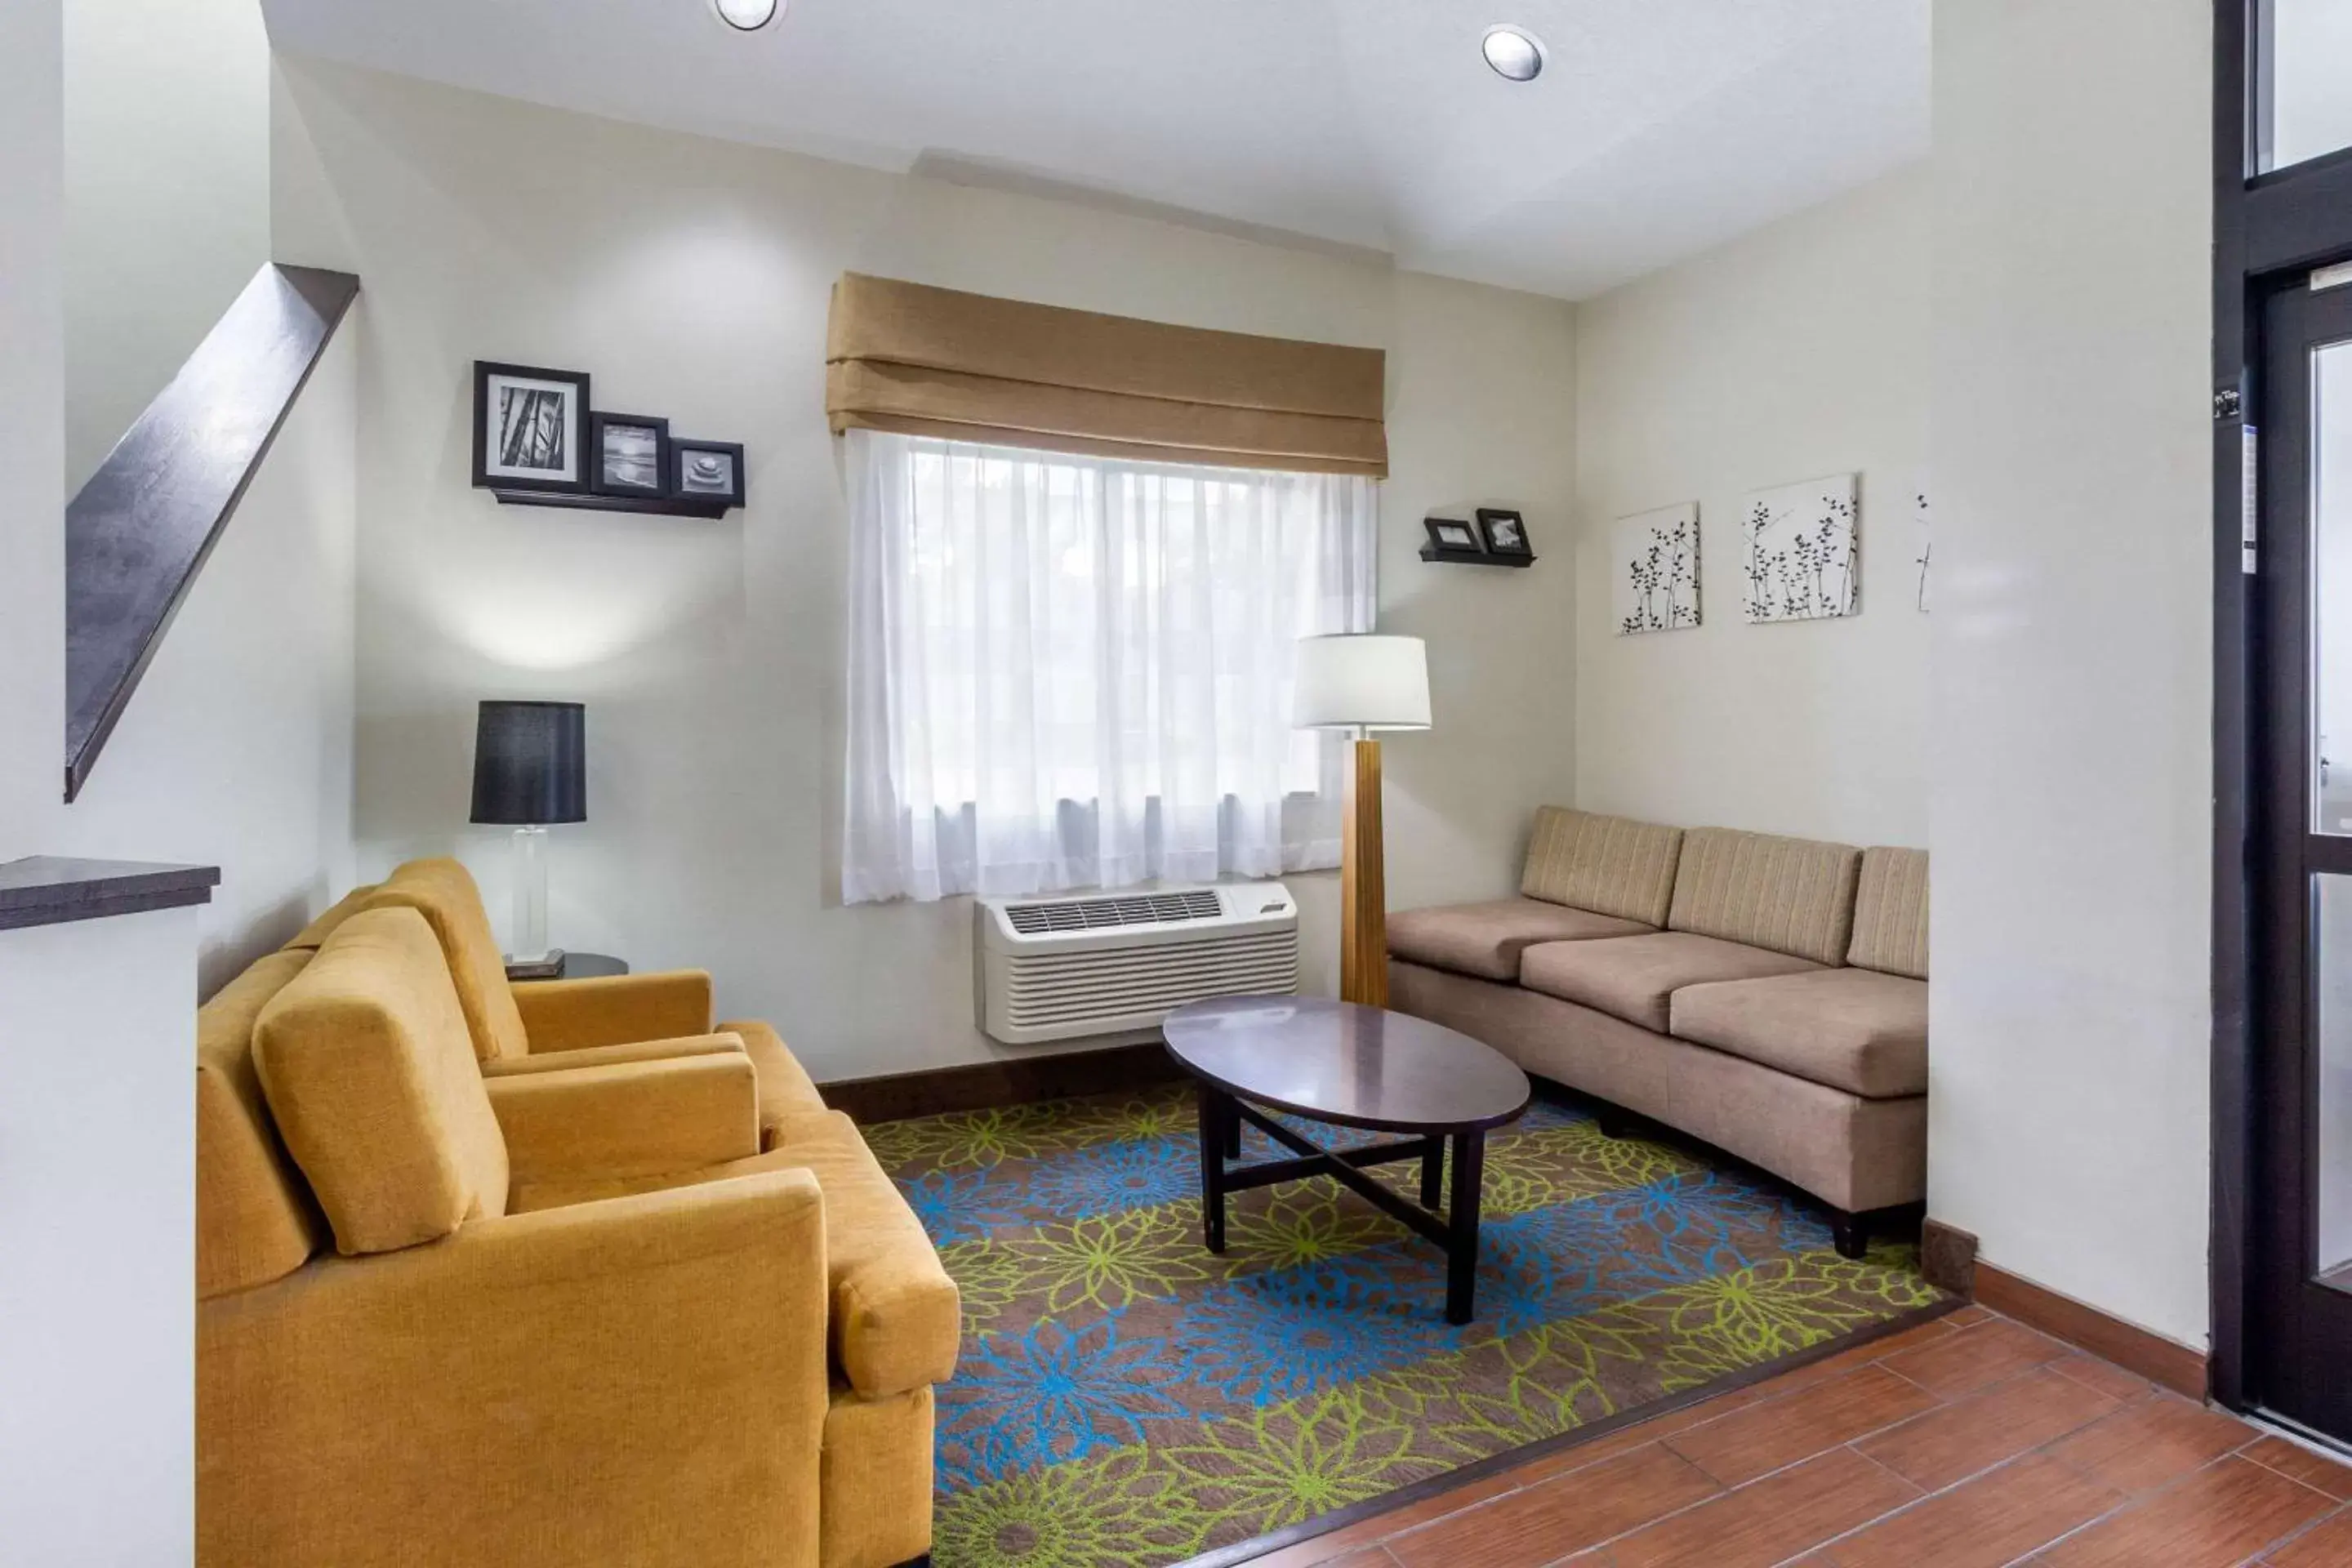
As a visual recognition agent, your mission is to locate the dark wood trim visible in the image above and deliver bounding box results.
[65,264,361,803]
[1974,1262,2208,1400]
[1418,544,1535,568]
[0,857,220,932]
[817,1039,1182,1124]
[490,487,731,520]
[1920,1217,1980,1297]
[1192,1296,1967,1568]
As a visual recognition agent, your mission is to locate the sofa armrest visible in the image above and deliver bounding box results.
[482,1031,746,1078]
[513,969,714,1053]
[485,1053,760,1183]
[198,1170,829,1568]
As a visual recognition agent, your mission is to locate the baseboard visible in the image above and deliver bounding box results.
[1973,1260,2209,1400]
[1920,1217,1980,1295]
[817,1040,1184,1125]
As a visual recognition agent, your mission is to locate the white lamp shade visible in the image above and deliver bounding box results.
[1293,635,1432,731]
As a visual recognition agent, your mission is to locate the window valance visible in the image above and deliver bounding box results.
[825,273,1388,478]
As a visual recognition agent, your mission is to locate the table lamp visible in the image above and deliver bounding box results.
[1294,635,1431,1008]
[470,700,586,978]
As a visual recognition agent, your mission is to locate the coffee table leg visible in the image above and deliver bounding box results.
[1196,1083,1228,1254]
[1419,1138,1444,1208]
[1445,1129,1485,1325]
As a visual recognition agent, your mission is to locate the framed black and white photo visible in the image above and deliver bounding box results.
[1424,516,1481,553]
[590,412,669,498]
[1477,508,1532,558]
[671,439,746,508]
[474,362,590,492]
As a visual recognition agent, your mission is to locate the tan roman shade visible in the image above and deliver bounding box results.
[826,273,1388,477]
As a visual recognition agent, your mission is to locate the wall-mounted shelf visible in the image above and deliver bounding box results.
[489,488,733,519]
[1419,545,1535,568]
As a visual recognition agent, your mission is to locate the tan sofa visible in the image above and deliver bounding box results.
[1388,808,1929,1256]
[197,882,954,1568]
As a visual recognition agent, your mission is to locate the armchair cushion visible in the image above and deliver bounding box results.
[491,1050,762,1192]
[513,969,715,1053]
[724,1017,831,1129]
[481,1032,746,1078]
[1520,931,1821,1033]
[1388,897,1650,982]
[198,950,328,1299]
[362,858,532,1062]
[253,908,510,1255]
[1670,968,1929,1098]
[280,884,378,952]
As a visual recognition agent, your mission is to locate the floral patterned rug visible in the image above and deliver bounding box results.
[866,1082,1944,1568]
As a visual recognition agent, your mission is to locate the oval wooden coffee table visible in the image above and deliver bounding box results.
[1163,996,1531,1325]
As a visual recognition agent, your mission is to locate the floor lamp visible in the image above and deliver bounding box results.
[1294,635,1432,1009]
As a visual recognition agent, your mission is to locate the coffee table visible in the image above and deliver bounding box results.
[1162,996,1531,1325]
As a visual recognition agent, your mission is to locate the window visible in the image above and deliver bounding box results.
[843,431,1376,903]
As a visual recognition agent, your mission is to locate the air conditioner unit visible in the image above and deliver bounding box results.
[974,883,1300,1045]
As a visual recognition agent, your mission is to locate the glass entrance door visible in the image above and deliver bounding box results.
[2254,273,2352,1446]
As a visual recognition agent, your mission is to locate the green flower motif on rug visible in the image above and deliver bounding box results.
[1158,1387,1423,1533]
[1223,1183,1401,1272]
[934,1449,1194,1568]
[864,1102,1062,1171]
[1005,1206,1214,1314]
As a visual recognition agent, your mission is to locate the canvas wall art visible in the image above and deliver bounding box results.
[1742,473,1859,623]
[1613,502,1701,634]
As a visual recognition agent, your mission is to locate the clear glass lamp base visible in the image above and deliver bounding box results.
[508,825,555,964]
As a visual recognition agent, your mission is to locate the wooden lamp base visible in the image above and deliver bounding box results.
[1340,736,1388,1008]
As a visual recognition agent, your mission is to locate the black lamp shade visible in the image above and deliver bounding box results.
[470,702,586,825]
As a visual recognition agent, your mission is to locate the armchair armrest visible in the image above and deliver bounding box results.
[198,1170,829,1568]
[485,1052,759,1183]
[481,1031,746,1078]
[513,969,714,1053]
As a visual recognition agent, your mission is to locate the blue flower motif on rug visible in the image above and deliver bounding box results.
[1170,1251,1454,1405]
[899,1167,1027,1248]
[1022,1136,1197,1215]
[935,1312,1184,1491]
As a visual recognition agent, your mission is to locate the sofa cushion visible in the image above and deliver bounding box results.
[511,1111,960,1398]
[1388,898,1650,982]
[198,950,330,1299]
[1670,967,1929,1098]
[1520,932,1821,1033]
[1667,827,1863,966]
[361,859,532,1062]
[1847,847,1930,979]
[255,907,512,1255]
[1520,808,1684,927]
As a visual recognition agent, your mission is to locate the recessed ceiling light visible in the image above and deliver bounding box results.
[712,0,781,32]
[1481,24,1546,82]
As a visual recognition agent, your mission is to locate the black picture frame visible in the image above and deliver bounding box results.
[671,439,747,510]
[1424,516,1483,553]
[1477,508,1533,558]
[474,361,591,494]
[589,412,670,499]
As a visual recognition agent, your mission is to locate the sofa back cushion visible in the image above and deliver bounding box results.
[1519,808,1684,928]
[1847,847,1930,979]
[363,858,531,1062]
[198,950,332,1299]
[1667,827,1863,966]
[255,907,510,1255]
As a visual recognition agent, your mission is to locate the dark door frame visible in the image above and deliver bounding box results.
[2211,0,2352,1417]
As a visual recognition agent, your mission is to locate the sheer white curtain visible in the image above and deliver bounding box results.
[843,430,1377,904]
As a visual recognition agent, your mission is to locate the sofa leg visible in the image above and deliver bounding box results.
[1594,1107,1632,1141]
[1830,1210,1869,1260]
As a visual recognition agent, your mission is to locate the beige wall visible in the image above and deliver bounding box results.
[272,56,1580,1084]
[64,0,271,489]
[1573,171,1930,849]
[1928,0,2213,1349]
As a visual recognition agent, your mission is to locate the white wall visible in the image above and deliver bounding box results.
[1573,172,1930,848]
[1928,0,2214,1348]
[271,56,1580,1083]
[64,0,271,490]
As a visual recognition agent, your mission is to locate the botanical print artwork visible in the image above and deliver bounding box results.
[1914,489,1931,613]
[1613,503,1701,635]
[875,1083,1945,1567]
[1742,473,1860,624]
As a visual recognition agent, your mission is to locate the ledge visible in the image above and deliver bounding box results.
[0,858,221,933]
[1419,545,1535,568]
[490,487,731,520]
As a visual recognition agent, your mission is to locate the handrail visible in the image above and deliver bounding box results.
[63,264,359,802]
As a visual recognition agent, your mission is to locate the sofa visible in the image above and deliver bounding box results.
[196,874,956,1568]
[1388,808,1928,1255]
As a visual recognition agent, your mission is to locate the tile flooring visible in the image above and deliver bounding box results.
[1232,1307,2352,1568]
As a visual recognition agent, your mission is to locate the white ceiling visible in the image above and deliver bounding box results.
[259,0,1929,301]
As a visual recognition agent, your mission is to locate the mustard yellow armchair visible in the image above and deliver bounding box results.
[201,906,952,1568]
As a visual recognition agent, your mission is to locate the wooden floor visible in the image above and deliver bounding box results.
[1236,1307,2352,1568]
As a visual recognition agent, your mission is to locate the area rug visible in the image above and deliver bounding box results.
[867,1082,1944,1568]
